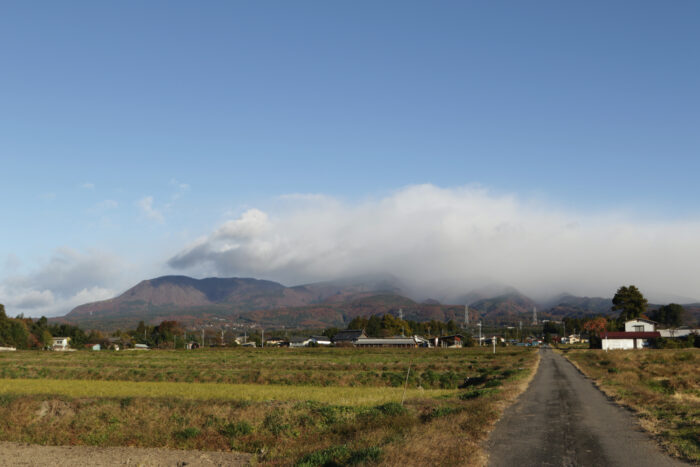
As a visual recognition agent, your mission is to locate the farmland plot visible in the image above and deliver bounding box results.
[0,347,538,465]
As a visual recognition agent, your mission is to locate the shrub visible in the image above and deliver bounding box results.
[220,421,253,438]
[296,444,381,466]
[263,410,291,436]
[374,402,405,416]
[458,375,487,388]
[459,388,500,400]
[296,445,350,466]
[173,427,200,441]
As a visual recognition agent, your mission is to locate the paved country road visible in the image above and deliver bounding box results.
[487,347,687,467]
[0,442,251,466]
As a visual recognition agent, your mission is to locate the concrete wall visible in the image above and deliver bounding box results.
[602,338,635,350]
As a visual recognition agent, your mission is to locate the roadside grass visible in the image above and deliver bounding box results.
[0,347,539,465]
[562,349,699,463]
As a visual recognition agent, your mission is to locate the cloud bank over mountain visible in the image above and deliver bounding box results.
[5,184,699,318]
[0,248,123,317]
[169,184,700,303]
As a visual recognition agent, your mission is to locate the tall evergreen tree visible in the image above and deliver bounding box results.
[612,285,648,323]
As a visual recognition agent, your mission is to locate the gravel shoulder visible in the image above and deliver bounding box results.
[486,347,687,467]
[0,442,251,466]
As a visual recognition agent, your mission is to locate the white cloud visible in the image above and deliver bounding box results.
[13,289,55,309]
[81,182,95,190]
[0,248,123,317]
[169,184,700,302]
[137,196,164,223]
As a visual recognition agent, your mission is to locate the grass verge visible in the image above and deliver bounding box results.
[562,348,699,463]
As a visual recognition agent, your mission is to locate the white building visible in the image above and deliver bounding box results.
[658,327,700,338]
[289,337,313,347]
[624,318,657,333]
[601,331,660,350]
[310,336,332,346]
[51,337,71,351]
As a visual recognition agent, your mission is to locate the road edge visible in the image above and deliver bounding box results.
[480,348,542,467]
[558,350,695,465]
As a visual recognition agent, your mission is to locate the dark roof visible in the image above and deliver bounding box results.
[311,336,330,341]
[332,330,366,342]
[601,332,660,339]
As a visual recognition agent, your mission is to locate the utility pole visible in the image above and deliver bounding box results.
[201,329,205,346]
[519,321,522,342]
[477,322,482,346]
[493,336,496,354]
[261,329,264,348]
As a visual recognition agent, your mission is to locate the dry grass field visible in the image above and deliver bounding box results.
[0,347,538,465]
[563,348,699,463]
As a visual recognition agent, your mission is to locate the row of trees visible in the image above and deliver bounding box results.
[344,314,462,338]
[0,305,88,349]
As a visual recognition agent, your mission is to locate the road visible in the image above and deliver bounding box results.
[487,347,686,467]
[0,442,250,466]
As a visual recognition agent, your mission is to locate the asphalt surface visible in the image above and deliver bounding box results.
[487,347,686,467]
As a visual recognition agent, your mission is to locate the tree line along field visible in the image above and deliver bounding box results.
[562,348,699,463]
[0,347,538,465]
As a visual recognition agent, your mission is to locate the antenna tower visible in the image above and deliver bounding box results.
[464,305,469,326]
[532,306,538,325]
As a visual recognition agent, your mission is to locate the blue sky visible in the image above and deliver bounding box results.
[1,1,699,316]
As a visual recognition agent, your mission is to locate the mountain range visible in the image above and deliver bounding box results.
[60,275,700,330]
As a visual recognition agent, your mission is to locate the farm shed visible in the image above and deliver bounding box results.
[354,337,418,348]
[332,330,367,346]
[601,331,660,350]
[436,335,464,348]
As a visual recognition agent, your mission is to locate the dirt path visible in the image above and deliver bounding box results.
[0,442,251,466]
[486,347,686,467]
